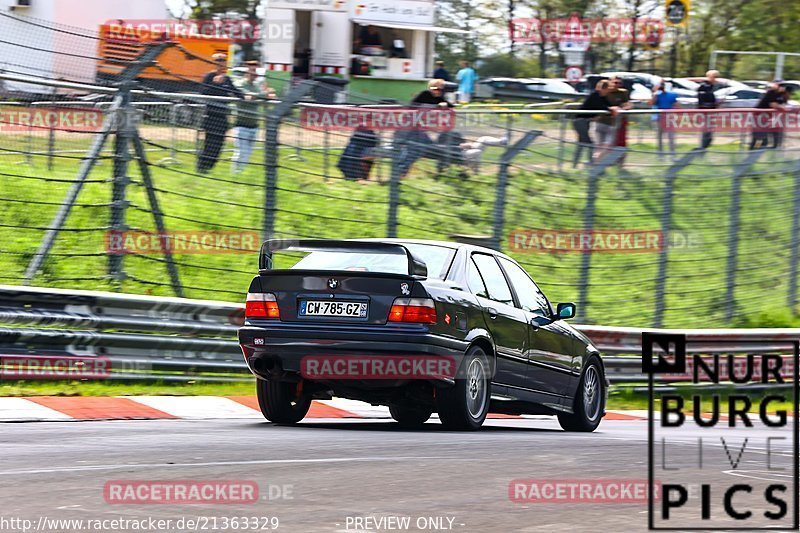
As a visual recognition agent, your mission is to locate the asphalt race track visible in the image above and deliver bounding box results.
[1,417,795,532]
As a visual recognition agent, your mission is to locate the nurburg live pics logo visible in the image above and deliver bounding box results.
[643,332,799,530]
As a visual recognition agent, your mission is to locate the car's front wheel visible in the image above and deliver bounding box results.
[436,346,491,430]
[256,379,312,424]
[558,357,605,432]
[389,404,432,428]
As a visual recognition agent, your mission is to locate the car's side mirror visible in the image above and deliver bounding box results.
[555,302,576,320]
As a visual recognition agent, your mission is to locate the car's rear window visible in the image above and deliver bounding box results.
[290,243,455,279]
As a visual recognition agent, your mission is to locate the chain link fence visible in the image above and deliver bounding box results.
[2,11,800,329]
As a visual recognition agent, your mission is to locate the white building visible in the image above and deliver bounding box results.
[0,0,167,92]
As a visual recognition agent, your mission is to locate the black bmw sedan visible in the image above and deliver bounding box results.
[238,239,607,431]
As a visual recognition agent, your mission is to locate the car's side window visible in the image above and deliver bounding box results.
[471,254,514,305]
[498,257,550,316]
[466,257,488,298]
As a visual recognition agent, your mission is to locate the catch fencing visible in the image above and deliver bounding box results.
[2,11,800,329]
[1,284,795,387]
[3,71,800,330]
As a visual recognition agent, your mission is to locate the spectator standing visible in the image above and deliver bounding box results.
[198,53,243,174]
[432,61,450,82]
[650,81,680,155]
[232,61,275,174]
[750,81,789,150]
[697,70,718,149]
[455,61,477,103]
[607,77,632,153]
[578,79,617,163]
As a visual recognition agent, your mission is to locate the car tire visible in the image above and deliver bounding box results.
[256,378,312,424]
[558,356,605,432]
[389,404,432,428]
[436,346,491,430]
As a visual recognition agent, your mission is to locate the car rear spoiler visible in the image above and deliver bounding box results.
[259,239,428,278]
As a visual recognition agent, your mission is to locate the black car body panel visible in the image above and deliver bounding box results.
[238,239,604,417]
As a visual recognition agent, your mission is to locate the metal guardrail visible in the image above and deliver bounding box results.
[0,285,797,385]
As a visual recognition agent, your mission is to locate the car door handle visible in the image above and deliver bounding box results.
[486,307,498,319]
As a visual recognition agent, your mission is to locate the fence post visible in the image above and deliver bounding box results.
[575,148,626,323]
[23,98,122,283]
[108,84,135,284]
[653,149,702,328]
[491,131,542,251]
[557,112,566,173]
[386,136,404,238]
[47,122,55,171]
[724,149,764,322]
[262,81,315,241]
[788,160,800,313]
[323,126,330,178]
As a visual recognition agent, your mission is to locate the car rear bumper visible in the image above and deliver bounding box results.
[238,323,469,383]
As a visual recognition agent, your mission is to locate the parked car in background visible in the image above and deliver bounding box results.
[475,77,580,101]
[677,86,766,108]
[743,79,770,89]
[682,76,749,92]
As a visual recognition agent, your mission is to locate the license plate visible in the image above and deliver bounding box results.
[299,300,368,318]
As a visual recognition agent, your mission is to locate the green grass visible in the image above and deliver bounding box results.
[0,120,797,329]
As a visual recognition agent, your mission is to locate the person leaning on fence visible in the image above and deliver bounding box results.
[576,80,617,165]
[232,61,276,174]
[697,70,718,149]
[650,80,680,156]
[607,76,632,167]
[197,53,243,174]
[395,79,454,177]
[750,81,789,150]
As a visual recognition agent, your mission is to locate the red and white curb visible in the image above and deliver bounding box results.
[0,396,647,422]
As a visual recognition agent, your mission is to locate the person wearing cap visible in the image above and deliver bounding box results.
[232,61,275,174]
[197,53,243,174]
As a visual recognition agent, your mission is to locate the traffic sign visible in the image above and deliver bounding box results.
[558,12,591,52]
[645,25,662,49]
[564,66,584,82]
[665,0,689,27]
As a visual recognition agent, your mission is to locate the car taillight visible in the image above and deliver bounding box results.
[388,297,437,324]
[245,292,280,319]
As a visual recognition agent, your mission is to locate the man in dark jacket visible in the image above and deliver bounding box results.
[575,79,617,164]
[697,70,718,149]
[750,81,789,150]
[432,61,450,82]
[197,53,243,174]
[396,79,454,176]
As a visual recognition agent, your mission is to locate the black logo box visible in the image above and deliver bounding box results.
[644,333,800,531]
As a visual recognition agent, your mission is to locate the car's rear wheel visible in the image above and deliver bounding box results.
[389,404,432,428]
[558,357,605,432]
[436,346,490,430]
[256,379,312,424]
